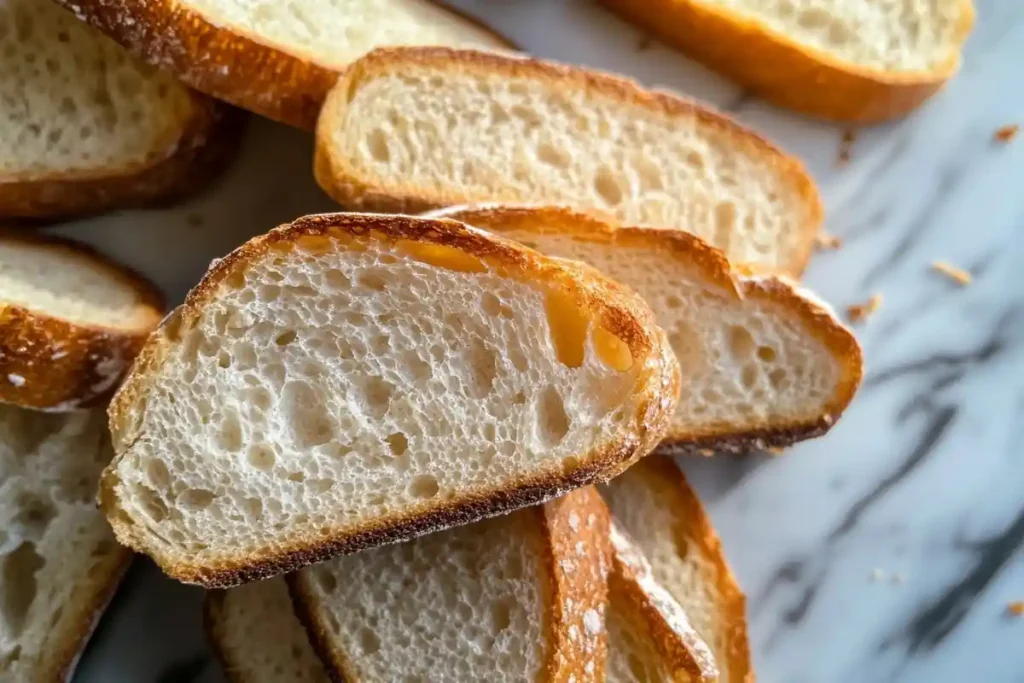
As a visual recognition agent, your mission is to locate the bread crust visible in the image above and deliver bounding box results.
[599,0,975,123]
[287,488,611,683]
[429,205,862,453]
[51,0,514,130]
[102,212,679,587]
[0,232,164,411]
[0,90,243,220]
[316,46,822,275]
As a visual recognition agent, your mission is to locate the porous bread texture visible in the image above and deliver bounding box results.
[602,456,751,683]
[207,579,328,683]
[0,0,194,179]
[184,0,511,70]
[0,236,159,330]
[104,214,676,586]
[432,205,861,451]
[0,405,129,682]
[607,601,672,683]
[317,48,821,274]
[699,0,970,72]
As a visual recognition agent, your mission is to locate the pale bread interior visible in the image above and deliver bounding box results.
[0,238,156,330]
[297,509,546,681]
[183,0,508,69]
[607,601,673,683]
[210,578,328,683]
[329,56,814,271]
[699,0,968,71]
[0,0,194,178]
[0,406,122,679]
[108,227,650,567]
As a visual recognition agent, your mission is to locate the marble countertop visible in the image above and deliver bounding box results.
[63,1,1024,681]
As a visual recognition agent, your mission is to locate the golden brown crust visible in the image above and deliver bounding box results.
[609,523,718,682]
[102,212,679,587]
[0,232,164,411]
[0,91,243,219]
[316,47,822,275]
[430,205,862,454]
[599,0,975,123]
[627,455,753,683]
[51,0,514,130]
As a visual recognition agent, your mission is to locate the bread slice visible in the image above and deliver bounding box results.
[206,578,329,683]
[289,487,611,682]
[0,0,241,219]
[315,47,822,275]
[600,0,975,122]
[0,232,164,412]
[602,455,752,683]
[53,0,513,130]
[0,405,132,682]
[101,212,678,587]
[608,522,718,683]
[431,205,862,453]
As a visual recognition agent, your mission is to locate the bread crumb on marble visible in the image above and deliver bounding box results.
[848,294,882,324]
[994,124,1019,143]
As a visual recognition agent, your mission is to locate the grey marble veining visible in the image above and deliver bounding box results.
[62,1,1024,681]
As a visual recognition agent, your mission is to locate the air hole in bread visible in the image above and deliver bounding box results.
[386,432,408,456]
[179,488,216,510]
[536,142,570,169]
[545,289,589,368]
[138,484,168,522]
[1,542,44,637]
[592,326,634,372]
[358,270,388,291]
[14,494,55,537]
[367,128,390,163]
[282,381,334,448]
[244,497,263,520]
[358,627,382,654]
[408,474,440,499]
[275,330,298,347]
[741,364,758,390]
[758,346,777,363]
[536,386,571,447]
[466,339,498,397]
[490,597,514,633]
[246,444,276,472]
[593,166,624,206]
[315,567,337,593]
[769,368,788,390]
[728,325,756,359]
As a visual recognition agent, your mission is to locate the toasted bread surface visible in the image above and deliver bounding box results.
[0,232,164,412]
[603,455,752,683]
[52,0,513,130]
[289,487,611,683]
[102,213,678,587]
[431,205,862,453]
[599,0,975,122]
[316,47,821,274]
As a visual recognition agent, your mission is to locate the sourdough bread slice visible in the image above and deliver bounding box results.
[600,0,975,122]
[102,213,678,587]
[206,578,329,683]
[603,455,752,683]
[0,0,240,219]
[432,205,861,453]
[608,523,718,683]
[0,405,131,682]
[316,47,822,275]
[289,487,611,683]
[53,0,513,130]
[0,232,164,412]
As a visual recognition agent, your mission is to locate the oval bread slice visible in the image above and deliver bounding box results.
[315,47,822,275]
[0,232,164,412]
[102,213,679,587]
[431,205,862,453]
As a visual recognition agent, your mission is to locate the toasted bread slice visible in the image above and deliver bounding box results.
[608,523,718,683]
[600,0,975,122]
[0,0,240,219]
[0,405,132,682]
[101,213,678,587]
[315,47,821,274]
[603,455,752,683]
[0,232,164,412]
[289,488,611,682]
[431,205,862,453]
[206,578,329,683]
[53,0,512,130]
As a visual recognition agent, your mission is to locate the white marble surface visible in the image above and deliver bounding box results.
[58,1,1024,681]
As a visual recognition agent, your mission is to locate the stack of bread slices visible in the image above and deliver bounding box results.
[5,0,977,678]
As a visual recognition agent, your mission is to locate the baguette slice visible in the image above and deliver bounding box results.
[0,405,132,682]
[602,455,752,683]
[53,0,513,130]
[1,0,241,219]
[600,0,975,123]
[206,578,329,683]
[103,212,678,587]
[316,47,822,275]
[0,232,164,412]
[608,523,718,683]
[289,487,611,683]
[432,205,861,453]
